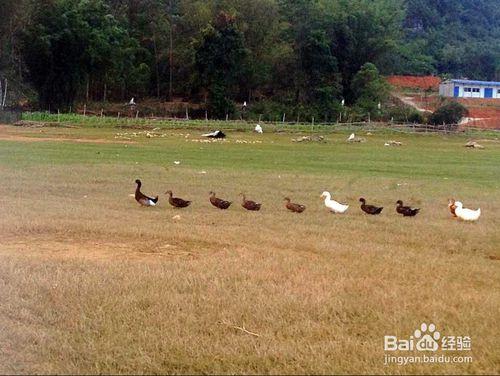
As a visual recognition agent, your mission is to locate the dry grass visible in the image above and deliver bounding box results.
[0,124,499,374]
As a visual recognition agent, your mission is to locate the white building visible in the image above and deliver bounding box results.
[439,79,500,99]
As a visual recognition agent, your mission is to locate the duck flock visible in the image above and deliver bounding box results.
[135,179,481,221]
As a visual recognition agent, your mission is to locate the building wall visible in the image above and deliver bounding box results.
[439,82,500,99]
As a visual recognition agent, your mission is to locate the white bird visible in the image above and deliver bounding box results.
[341,99,345,106]
[454,201,481,221]
[321,191,349,214]
[128,97,136,105]
[348,133,355,141]
[377,102,381,110]
[254,124,263,133]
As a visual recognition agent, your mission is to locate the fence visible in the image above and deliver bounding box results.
[20,110,488,135]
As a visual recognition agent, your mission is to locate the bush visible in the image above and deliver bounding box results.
[408,111,425,124]
[428,101,468,125]
[386,106,425,124]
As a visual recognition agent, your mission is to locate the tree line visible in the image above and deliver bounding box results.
[0,0,498,119]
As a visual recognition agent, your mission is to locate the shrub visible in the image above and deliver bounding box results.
[428,101,468,125]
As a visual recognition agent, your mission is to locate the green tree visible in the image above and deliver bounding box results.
[20,0,142,109]
[350,62,389,117]
[195,11,247,118]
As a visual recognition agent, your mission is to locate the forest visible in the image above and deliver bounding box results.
[0,0,499,118]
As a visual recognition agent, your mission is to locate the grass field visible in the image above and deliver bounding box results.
[0,120,499,374]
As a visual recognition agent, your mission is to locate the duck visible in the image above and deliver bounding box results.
[134,179,158,206]
[320,191,349,214]
[240,193,261,211]
[165,190,191,208]
[359,198,383,215]
[396,200,420,217]
[209,191,232,210]
[284,197,306,213]
[448,198,457,217]
[254,124,263,134]
[454,201,481,221]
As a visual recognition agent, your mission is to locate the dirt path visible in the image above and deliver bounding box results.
[0,236,197,262]
[393,94,432,113]
[0,125,134,144]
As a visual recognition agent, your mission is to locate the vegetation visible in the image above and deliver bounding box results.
[1,0,499,116]
[429,101,469,126]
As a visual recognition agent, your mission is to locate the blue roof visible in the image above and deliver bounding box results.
[450,79,500,86]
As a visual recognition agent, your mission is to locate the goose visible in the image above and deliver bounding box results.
[134,179,158,206]
[454,201,481,221]
[448,198,457,217]
[359,198,383,215]
[128,97,136,106]
[240,193,261,211]
[165,190,191,208]
[209,191,232,210]
[396,200,420,217]
[348,133,355,141]
[254,124,263,134]
[284,197,306,213]
[320,191,349,214]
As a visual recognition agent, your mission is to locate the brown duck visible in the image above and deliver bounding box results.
[240,193,261,211]
[165,190,191,208]
[284,197,306,213]
[396,200,420,216]
[448,198,457,217]
[135,179,158,206]
[209,191,232,210]
[359,198,383,215]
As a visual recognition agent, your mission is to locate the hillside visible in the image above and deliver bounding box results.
[0,0,498,115]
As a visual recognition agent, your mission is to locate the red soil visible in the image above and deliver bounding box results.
[387,75,441,90]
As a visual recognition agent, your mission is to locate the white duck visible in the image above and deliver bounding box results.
[254,124,263,133]
[321,191,349,214]
[454,201,481,221]
[347,133,355,141]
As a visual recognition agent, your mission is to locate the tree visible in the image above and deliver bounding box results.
[350,62,389,117]
[20,0,142,109]
[195,12,247,118]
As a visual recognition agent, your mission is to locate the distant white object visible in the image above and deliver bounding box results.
[243,101,247,107]
[377,102,381,110]
[321,191,349,214]
[128,97,136,106]
[254,124,263,133]
[454,201,481,221]
[174,161,180,165]
[348,133,355,141]
[341,99,345,106]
